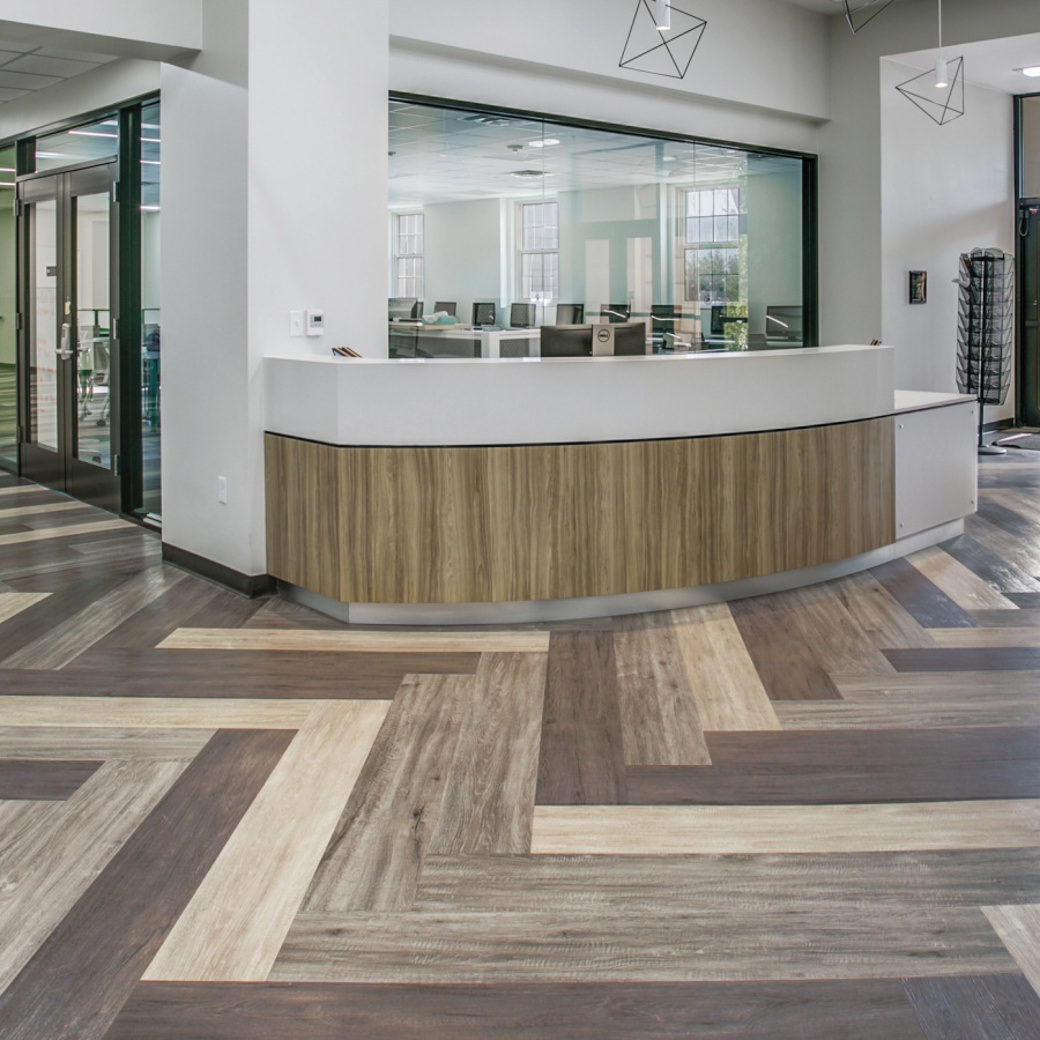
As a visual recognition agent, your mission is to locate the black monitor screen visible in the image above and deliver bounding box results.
[389,297,420,321]
[540,325,593,357]
[765,305,803,342]
[510,303,536,329]
[613,322,646,356]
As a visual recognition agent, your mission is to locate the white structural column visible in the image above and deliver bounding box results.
[161,0,390,580]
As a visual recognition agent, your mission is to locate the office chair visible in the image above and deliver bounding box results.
[434,301,457,316]
[555,303,584,324]
[510,303,536,329]
[472,302,497,327]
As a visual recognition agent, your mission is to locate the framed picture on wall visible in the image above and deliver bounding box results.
[909,270,927,304]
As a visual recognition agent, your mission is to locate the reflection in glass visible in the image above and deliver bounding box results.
[140,101,162,518]
[0,144,16,470]
[36,117,120,173]
[30,200,59,451]
[73,192,113,469]
[387,99,807,353]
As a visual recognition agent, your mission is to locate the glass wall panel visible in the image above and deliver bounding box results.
[140,101,162,518]
[0,145,15,469]
[29,199,59,449]
[36,117,119,173]
[387,98,809,354]
[1023,95,1040,199]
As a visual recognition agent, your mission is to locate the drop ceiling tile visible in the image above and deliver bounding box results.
[0,39,35,53]
[0,69,62,90]
[0,85,29,103]
[0,50,27,66]
[5,54,100,78]
[35,46,117,64]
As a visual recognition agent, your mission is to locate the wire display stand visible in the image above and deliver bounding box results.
[956,249,1014,454]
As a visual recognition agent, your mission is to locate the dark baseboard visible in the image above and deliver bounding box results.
[162,543,276,598]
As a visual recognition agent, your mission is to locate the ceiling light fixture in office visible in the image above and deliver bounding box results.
[840,0,896,35]
[894,0,965,125]
[619,0,706,80]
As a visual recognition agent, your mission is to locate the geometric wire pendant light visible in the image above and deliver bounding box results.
[842,0,897,34]
[619,0,708,80]
[895,55,965,125]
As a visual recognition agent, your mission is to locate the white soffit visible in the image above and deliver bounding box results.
[887,31,1040,96]
[0,40,116,106]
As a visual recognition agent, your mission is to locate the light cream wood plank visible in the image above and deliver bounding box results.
[613,613,711,765]
[670,603,781,731]
[143,700,389,983]
[0,501,83,519]
[0,592,50,625]
[429,652,547,856]
[982,904,1040,1000]
[0,519,129,546]
[0,696,325,729]
[0,758,189,993]
[831,572,936,649]
[272,906,1011,984]
[985,487,1040,524]
[0,485,49,497]
[0,726,214,760]
[924,627,1040,648]
[907,546,1019,612]
[833,672,1040,700]
[530,801,1040,855]
[3,567,186,670]
[157,627,550,654]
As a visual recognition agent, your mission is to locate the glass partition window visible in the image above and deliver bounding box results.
[388,98,810,351]
[140,100,162,519]
[1023,95,1040,199]
[36,117,119,173]
[394,213,424,298]
[0,144,16,470]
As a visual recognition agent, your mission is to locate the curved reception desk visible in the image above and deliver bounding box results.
[263,346,977,624]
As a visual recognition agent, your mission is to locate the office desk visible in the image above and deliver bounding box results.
[389,324,539,358]
[263,347,976,624]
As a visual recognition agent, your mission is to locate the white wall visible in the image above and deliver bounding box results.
[880,61,1016,419]
[422,198,505,321]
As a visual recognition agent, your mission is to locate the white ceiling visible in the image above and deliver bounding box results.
[0,39,115,105]
[888,32,1040,95]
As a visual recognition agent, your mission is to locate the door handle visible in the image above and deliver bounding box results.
[57,323,74,360]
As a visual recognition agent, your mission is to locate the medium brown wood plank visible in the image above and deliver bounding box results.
[108,979,927,1040]
[971,608,1040,628]
[429,652,547,856]
[926,627,1040,647]
[0,758,102,799]
[871,557,979,629]
[981,904,1040,1003]
[903,974,1040,1040]
[625,727,1040,804]
[831,571,937,649]
[301,674,471,913]
[536,631,628,805]
[271,906,1011,983]
[612,611,710,765]
[884,647,1040,672]
[415,848,1040,914]
[0,728,294,1040]
[728,596,841,700]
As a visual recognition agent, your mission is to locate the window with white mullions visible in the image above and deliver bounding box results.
[683,187,741,304]
[394,212,424,298]
[519,201,559,300]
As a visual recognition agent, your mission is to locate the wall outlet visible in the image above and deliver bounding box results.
[289,310,305,337]
[217,475,227,504]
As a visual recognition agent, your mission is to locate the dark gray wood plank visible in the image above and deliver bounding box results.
[0,758,102,800]
[0,729,293,1040]
[107,979,927,1040]
[884,647,1040,672]
[536,631,628,804]
[904,973,1040,1040]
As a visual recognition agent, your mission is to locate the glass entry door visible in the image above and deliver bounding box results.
[19,163,120,511]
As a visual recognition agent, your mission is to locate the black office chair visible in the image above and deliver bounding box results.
[601,304,631,323]
[472,302,497,327]
[540,325,593,357]
[555,303,584,324]
[434,301,457,316]
[510,303,536,329]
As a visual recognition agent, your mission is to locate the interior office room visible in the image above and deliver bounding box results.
[1,0,1040,1036]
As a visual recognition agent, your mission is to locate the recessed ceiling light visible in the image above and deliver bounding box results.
[528,138,560,148]
[1017,65,1040,77]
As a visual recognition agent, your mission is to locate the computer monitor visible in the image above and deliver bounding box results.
[613,322,647,356]
[473,302,497,327]
[510,303,536,329]
[389,297,421,321]
[434,301,457,316]
[710,305,747,338]
[555,303,584,325]
[765,305,803,343]
[540,325,593,357]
